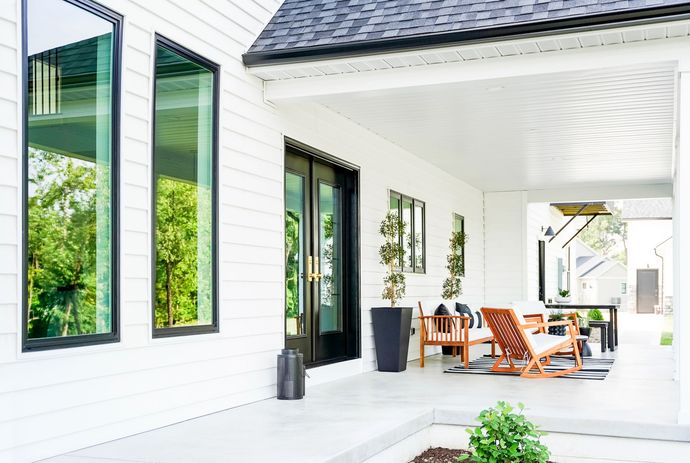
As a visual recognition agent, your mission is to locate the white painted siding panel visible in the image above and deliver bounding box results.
[484,191,527,306]
[0,0,485,461]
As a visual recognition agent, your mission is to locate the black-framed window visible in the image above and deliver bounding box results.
[23,0,122,351]
[389,191,425,273]
[152,36,219,337]
[453,213,465,277]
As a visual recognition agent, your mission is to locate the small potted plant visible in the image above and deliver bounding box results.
[547,310,566,336]
[555,288,571,303]
[577,311,590,337]
[371,212,412,372]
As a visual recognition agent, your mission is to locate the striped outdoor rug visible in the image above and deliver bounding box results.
[444,355,615,380]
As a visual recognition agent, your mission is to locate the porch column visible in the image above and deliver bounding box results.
[675,67,690,424]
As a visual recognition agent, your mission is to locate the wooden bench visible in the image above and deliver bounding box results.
[418,302,495,368]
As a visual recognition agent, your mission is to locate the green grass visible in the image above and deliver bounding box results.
[660,314,673,346]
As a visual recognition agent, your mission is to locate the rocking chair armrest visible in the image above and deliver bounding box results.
[539,320,574,328]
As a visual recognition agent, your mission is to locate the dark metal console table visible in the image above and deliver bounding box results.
[545,304,619,350]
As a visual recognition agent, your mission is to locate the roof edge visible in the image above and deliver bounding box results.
[243,4,690,67]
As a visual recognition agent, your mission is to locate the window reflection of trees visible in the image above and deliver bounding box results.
[27,149,109,338]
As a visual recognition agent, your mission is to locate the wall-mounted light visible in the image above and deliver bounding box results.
[542,226,555,238]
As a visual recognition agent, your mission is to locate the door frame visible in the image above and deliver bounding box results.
[284,137,361,367]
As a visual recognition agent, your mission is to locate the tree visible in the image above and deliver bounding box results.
[441,231,468,300]
[27,148,102,338]
[578,206,627,264]
[379,212,406,307]
[155,178,201,327]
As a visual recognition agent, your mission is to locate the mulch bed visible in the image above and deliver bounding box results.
[411,447,470,463]
[411,447,557,462]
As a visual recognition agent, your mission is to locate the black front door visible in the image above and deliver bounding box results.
[284,144,359,365]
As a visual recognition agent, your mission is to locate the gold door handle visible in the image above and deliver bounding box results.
[307,256,314,282]
[313,256,324,282]
[307,255,323,282]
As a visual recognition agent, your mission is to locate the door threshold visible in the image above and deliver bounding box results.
[305,356,357,369]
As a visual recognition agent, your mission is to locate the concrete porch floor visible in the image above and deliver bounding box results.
[44,314,688,463]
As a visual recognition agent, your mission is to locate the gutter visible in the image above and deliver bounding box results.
[654,236,673,313]
[242,4,690,67]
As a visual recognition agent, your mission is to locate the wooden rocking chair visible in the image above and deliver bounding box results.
[481,307,582,378]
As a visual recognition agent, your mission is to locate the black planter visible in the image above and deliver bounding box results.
[548,325,566,336]
[579,327,591,337]
[371,307,413,372]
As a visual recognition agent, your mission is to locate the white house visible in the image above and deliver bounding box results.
[2,0,690,461]
[622,198,674,313]
[573,240,628,307]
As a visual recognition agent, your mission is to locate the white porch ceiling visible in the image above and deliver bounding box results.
[313,63,676,192]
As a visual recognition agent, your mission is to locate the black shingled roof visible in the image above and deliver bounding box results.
[244,0,690,65]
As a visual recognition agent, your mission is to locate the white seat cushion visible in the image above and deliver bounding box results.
[512,300,549,324]
[465,327,492,342]
[507,308,565,353]
[531,333,567,354]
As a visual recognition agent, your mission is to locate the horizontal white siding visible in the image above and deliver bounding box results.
[0,0,485,461]
[278,102,485,368]
[484,191,527,306]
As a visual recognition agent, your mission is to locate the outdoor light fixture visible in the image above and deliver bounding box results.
[542,226,555,238]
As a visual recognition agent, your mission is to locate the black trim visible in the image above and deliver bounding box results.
[284,138,361,364]
[389,190,426,274]
[242,4,690,66]
[453,213,465,278]
[22,0,122,352]
[284,137,360,172]
[151,34,220,338]
[538,240,546,303]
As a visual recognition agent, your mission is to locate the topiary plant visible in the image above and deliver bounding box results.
[457,401,550,463]
[441,230,468,300]
[379,212,406,307]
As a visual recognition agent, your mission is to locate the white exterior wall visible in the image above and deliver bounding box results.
[525,203,568,303]
[626,220,673,312]
[277,102,485,367]
[0,1,486,461]
[675,68,690,423]
[484,191,527,306]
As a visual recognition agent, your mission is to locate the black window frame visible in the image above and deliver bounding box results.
[389,190,425,274]
[453,213,465,277]
[21,0,122,352]
[151,34,220,338]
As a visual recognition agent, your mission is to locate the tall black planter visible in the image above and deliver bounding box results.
[371,307,413,372]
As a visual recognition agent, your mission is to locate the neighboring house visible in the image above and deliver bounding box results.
[4,1,690,461]
[622,199,674,313]
[573,240,628,308]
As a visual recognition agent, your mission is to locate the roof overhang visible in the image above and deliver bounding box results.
[246,16,684,196]
[243,4,690,67]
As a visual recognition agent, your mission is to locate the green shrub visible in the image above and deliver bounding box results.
[558,288,570,297]
[548,310,564,321]
[458,401,550,463]
[589,308,604,321]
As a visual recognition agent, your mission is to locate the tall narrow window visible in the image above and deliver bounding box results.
[453,213,465,277]
[389,191,425,274]
[24,0,121,350]
[152,37,218,336]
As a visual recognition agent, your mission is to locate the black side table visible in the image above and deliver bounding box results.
[588,321,614,352]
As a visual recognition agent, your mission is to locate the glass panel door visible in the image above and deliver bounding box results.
[285,172,306,337]
[285,148,355,365]
[318,182,342,334]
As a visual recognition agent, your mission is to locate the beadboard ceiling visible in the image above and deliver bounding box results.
[313,62,676,192]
